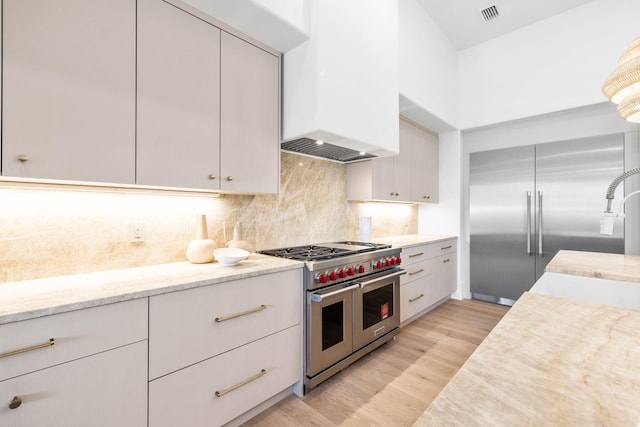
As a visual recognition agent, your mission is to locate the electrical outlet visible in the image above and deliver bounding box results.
[129,223,146,244]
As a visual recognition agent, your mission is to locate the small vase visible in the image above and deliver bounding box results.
[186,214,215,264]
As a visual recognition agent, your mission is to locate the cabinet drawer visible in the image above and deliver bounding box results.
[0,341,147,427]
[149,269,302,379]
[401,244,431,265]
[149,325,301,427]
[0,298,148,381]
[400,258,433,286]
[400,277,432,323]
[434,239,457,256]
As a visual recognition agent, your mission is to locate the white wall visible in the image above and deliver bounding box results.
[459,0,640,130]
[398,0,458,132]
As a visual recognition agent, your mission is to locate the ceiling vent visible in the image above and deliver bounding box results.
[480,5,500,22]
[281,138,377,163]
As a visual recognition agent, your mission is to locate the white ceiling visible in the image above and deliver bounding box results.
[417,0,596,50]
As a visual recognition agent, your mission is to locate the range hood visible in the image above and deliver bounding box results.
[281,138,376,163]
[282,0,399,163]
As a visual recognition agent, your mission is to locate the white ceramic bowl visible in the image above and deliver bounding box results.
[214,247,250,266]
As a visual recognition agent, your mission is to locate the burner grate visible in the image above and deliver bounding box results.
[259,242,391,262]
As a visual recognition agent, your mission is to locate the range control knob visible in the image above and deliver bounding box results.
[358,265,366,274]
[375,260,383,269]
[395,256,402,265]
[316,273,328,284]
[338,269,347,279]
[385,258,392,267]
[347,267,355,276]
[329,271,338,281]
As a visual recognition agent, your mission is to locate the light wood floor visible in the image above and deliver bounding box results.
[243,299,509,427]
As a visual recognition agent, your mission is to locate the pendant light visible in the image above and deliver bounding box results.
[602,37,640,123]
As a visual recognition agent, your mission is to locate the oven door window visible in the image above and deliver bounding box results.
[307,284,354,377]
[322,301,345,350]
[362,283,394,330]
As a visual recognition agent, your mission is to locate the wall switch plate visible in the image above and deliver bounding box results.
[129,223,146,244]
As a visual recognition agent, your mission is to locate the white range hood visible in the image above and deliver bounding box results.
[282,0,399,162]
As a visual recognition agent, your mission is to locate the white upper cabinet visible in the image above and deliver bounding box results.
[136,0,221,189]
[2,0,136,183]
[136,0,280,193]
[346,118,438,204]
[409,120,439,203]
[220,32,280,194]
[282,0,399,157]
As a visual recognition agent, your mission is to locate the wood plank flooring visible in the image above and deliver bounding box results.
[242,299,509,427]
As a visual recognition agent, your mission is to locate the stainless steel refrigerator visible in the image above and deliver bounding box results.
[470,134,625,306]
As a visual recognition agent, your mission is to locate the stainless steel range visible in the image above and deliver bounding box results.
[259,241,405,392]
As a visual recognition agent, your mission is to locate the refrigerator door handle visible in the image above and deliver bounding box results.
[526,191,532,255]
[538,191,543,256]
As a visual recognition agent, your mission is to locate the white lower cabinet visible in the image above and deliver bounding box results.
[149,325,301,427]
[0,341,147,427]
[148,268,303,426]
[400,238,458,325]
[0,299,148,426]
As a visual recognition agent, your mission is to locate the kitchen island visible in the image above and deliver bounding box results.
[415,250,640,425]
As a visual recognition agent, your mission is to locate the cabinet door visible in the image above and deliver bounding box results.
[0,342,147,427]
[393,120,412,199]
[371,119,411,201]
[137,0,221,189]
[410,122,439,203]
[2,0,135,183]
[220,32,279,193]
[435,253,457,301]
[371,155,396,200]
[150,326,301,427]
[149,269,301,379]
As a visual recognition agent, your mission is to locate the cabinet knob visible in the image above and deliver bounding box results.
[390,192,394,196]
[208,174,217,180]
[395,193,399,196]
[9,396,22,410]
[423,195,430,200]
[226,176,233,182]
[17,154,29,163]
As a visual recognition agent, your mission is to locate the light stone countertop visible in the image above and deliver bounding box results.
[373,234,457,249]
[0,254,302,325]
[546,250,640,283]
[415,291,640,426]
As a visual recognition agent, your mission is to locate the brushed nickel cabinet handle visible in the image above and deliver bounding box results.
[215,305,266,323]
[208,174,217,180]
[440,246,452,250]
[0,338,55,359]
[443,259,450,263]
[215,369,267,397]
[409,294,425,303]
[9,396,22,410]
[408,252,424,258]
[423,195,430,199]
[408,268,424,276]
[226,176,234,181]
[17,154,29,162]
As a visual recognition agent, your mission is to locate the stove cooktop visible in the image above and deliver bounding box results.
[258,241,391,262]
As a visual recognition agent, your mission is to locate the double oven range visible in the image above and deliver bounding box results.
[260,241,405,392]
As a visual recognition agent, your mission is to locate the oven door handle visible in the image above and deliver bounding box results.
[355,270,406,288]
[309,284,361,303]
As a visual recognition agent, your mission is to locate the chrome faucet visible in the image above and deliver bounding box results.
[600,168,640,235]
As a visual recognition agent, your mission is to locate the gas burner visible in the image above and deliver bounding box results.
[258,241,391,262]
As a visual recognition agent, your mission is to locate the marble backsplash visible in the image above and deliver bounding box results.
[0,152,418,283]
